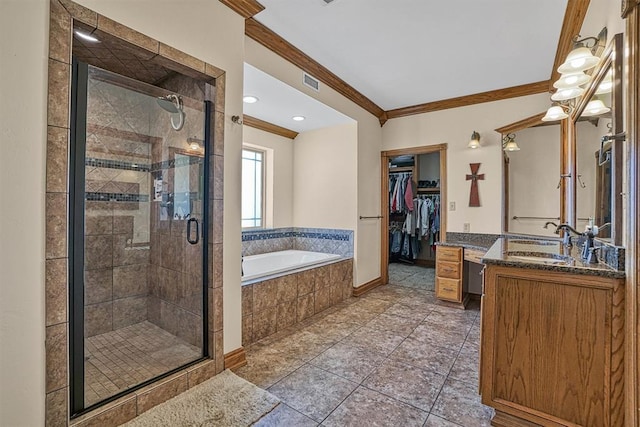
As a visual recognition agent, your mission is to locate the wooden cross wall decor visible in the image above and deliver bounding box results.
[466,163,484,207]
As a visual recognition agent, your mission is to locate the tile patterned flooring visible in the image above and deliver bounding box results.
[388,263,436,291]
[237,279,494,426]
[84,321,201,406]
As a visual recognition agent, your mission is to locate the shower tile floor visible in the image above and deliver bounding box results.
[388,263,436,291]
[84,321,201,406]
[237,281,493,426]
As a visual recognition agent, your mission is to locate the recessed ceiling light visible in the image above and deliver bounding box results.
[243,95,259,104]
[292,116,305,121]
[74,30,100,43]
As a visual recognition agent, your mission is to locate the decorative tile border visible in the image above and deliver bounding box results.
[86,192,149,202]
[86,157,150,172]
[242,227,354,257]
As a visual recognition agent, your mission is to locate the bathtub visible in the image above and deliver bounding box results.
[241,250,341,283]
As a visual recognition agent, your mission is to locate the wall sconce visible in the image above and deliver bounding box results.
[542,104,570,121]
[187,137,202,151]
[468,131,481,149]
[502,133,520,152]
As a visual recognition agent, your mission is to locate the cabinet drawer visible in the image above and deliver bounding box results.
[436,277,462,302]
[437,246,462,262]
[436,260,461,279]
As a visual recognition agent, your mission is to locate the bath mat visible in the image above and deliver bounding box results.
[123,369,280,427]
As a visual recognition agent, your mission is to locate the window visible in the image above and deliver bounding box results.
[242,147,265,228]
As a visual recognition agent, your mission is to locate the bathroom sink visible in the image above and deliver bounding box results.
[505,251,572,265]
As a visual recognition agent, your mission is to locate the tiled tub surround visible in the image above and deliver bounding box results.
[45,1,227,425]
[242,227,354,258]
[242,259,354,346]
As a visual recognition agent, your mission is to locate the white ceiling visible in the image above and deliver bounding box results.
[243,63,354,133]
[254,0,568,111]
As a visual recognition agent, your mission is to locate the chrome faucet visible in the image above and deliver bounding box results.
[593,222,611,236]
[554,223,581,248]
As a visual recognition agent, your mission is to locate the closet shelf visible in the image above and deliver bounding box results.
[417,187,440,193]
[389,166,414,173]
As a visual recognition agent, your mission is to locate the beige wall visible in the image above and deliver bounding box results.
[382,93,551,234]
[245,37,384,287]
[0,1,49,425]
[292,123,358,230]
[243,126,294,228]
[0,1,245,424]
[507,124,561,236]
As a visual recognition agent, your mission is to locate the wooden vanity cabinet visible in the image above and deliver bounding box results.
[480,264,625,426]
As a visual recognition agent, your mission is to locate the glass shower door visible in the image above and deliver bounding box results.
[70,61,209,413]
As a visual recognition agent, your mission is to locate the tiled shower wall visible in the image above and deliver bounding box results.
[84,76,152,336]
[242,227,354,257]
[84,71,206,345]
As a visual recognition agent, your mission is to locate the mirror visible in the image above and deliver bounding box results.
[502,121,561,237]
[573,33,623,244]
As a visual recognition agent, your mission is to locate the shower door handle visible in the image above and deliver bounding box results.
[187,218,199,244]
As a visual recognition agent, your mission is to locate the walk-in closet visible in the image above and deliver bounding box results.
[387,152,442,290]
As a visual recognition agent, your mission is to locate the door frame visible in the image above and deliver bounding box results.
[380,143,448,284]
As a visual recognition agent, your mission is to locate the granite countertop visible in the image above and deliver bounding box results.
[437,241,490,252]
[481,237,625,278]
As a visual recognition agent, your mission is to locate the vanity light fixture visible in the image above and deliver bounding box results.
[502,133,520,152]
[542,105,570,121]
[553,71,591,90]
[595,69,614,94]
[557,28,607,74]
[74,30,100,43]
[243,95,259,103]
[292,116,305,121]
[551,86,585,101]
[468,131,481,149]
[582,98,611,117]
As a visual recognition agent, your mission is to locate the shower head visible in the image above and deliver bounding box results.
[157,94,182,114]
[157,94,185,131]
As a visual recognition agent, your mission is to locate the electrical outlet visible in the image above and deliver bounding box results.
[449,201,456,211]
[463,223,470,232]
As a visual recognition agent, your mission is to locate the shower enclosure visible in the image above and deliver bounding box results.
[69,61,210,413]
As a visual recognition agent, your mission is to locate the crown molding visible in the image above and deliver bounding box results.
[219,0,265,19]
[245,18,386,123]
[495,112,546,134]
[385,81,550,120]
[549,0,591,91]
[243,115,299,139]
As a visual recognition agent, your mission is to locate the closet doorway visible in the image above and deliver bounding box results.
[381,144,447,286]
